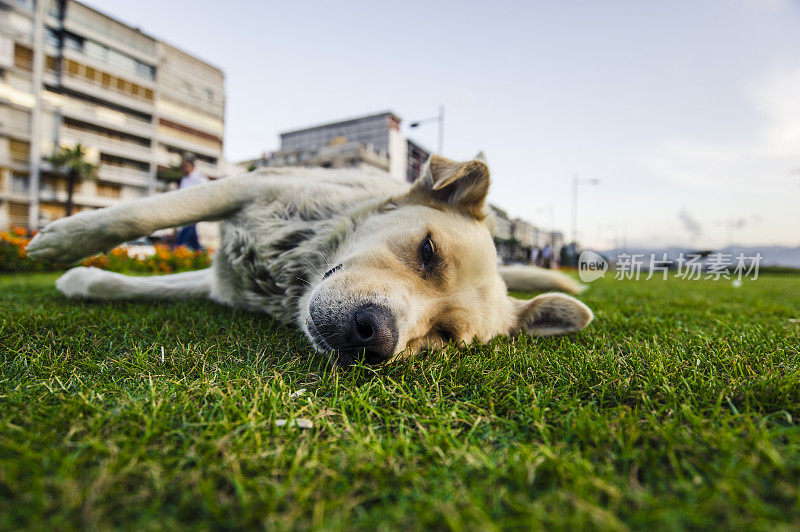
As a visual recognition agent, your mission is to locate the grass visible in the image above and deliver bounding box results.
[1,272,799,530]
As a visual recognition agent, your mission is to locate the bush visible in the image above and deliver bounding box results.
[0,227,59,273]
[0,227,212,274]
[81,244,212,274]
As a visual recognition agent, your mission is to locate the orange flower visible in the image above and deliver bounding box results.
[110,247,129,258]
[11,226,27,237]
[154,244,171,260]
[173,246,194,259]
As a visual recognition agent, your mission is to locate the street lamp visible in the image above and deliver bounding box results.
[571,175,600,245]
[409,105,444,154]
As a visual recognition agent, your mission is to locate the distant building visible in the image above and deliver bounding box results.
[0,0,225,230]
[253,111,430,183]
[489,205,561,264]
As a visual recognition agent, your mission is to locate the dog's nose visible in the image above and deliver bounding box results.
[345,304,398,363]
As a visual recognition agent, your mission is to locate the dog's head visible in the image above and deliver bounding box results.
[300,155,593,365]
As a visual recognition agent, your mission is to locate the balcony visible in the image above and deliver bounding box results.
[0,110,31,139]
[62,47,155,89]
[97,164,152,187]
[157,129,222,162]
[59,97,153,138]
[61,73,153,115]
[37,188,118,209]
[61,128,151,163]
[0,152,30,171]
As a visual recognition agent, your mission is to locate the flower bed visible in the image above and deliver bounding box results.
[1,227,212,273]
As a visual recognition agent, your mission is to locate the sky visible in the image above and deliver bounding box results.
[87,0,800,249]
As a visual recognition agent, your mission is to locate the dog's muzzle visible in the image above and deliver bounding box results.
[309,302,398,365]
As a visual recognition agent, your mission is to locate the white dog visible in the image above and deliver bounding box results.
[27,155,592,365]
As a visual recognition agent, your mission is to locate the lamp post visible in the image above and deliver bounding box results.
[571,175,600,245]
[410,105,444,154]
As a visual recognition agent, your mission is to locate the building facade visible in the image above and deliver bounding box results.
[257,111,430,183]
[0,0,225,229]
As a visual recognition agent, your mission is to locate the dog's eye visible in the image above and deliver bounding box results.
[419,235,436,268]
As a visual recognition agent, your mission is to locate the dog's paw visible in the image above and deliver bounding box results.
[27,213,114,263]
[56,267,110,299]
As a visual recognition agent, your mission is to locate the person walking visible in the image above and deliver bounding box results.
[541,243,553,269]
[175,154,208,250]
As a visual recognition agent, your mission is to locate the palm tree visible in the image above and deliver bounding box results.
[48,143,97,217]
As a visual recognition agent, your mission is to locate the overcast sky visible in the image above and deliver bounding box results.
[88,0,800,249]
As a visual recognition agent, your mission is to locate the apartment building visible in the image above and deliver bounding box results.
[256,112,431,183]
[490,204,561,264]
[0,0,225,229]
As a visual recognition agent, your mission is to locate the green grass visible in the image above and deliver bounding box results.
[1,272,799,530]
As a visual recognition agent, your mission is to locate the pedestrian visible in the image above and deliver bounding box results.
[541,243,553,269]
[530,246,540,266]
[175,154,208,250]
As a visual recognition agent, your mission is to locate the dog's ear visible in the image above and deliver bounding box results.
[411,155,490,219]
[509,293,593,337]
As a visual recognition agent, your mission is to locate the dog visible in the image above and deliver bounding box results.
[26,154,593,365]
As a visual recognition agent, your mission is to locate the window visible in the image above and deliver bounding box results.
[96,182,121,198]
[45,28,61,48]
[47,0,62,18]
[9,202,29,218]
[45,56,59,74]
[84,40,108,62]
[204,88,214,102]
[10,173,29,194]
[64,34,83,52]
[13,44,33,72]
[136,62,155,80]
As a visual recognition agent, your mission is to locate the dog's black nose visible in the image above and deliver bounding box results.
[345,304,398,364]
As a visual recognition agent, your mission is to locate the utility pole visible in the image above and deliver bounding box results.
[28,0,46,229]
[437,104,444,155]
[410,105,445,155]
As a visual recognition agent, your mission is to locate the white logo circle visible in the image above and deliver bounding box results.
[578,251,608,282]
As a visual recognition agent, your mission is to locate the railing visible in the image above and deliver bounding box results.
[8,154,30,166]
[98,164,151,184]
[61,97,153,134]
[61,128,151,160]
[0,117,32,138]
[13,57,33,72]
[62,72,153,110]
[10,183,30,195]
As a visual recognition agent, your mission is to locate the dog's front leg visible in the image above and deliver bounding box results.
[27,170,292,263]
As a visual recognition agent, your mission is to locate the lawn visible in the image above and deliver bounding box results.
[1,272,799,530]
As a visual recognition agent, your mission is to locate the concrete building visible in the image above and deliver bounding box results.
[0,0,225,230]
[489,205,558,264]
[255,111,430,183]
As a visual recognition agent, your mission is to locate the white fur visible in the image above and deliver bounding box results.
[28,160,593,360]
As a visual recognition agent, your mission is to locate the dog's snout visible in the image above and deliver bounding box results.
[345,304,397,363]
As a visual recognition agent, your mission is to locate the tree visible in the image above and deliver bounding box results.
[48,143,97,217]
